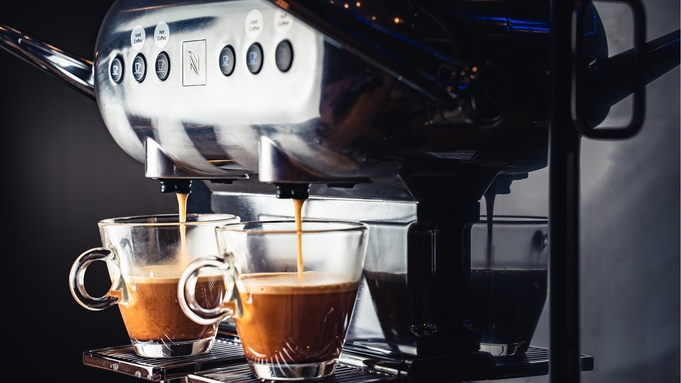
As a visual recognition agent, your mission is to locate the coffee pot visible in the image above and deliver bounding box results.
[1,0,678,381]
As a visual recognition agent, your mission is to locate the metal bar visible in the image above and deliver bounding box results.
[0,23,95,99]
[548,0,582,381]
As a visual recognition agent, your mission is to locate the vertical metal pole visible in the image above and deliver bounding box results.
[549,0,582,382]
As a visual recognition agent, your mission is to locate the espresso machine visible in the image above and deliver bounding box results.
[1,0,678,382]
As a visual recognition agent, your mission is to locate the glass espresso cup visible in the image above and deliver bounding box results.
[467,216,549,357]
[178,220,369,381]
[68,213,239,358]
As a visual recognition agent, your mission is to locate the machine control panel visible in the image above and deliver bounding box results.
[107,38,294,82]
[101,0,310,86]
[94,0,324,167]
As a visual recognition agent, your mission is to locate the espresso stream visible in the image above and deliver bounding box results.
[178,192,189,263]
[293,198,304,280]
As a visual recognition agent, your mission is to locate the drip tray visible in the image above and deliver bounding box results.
[83,337,246,381]
[492,347,594,380]
[84,337,594,382]
[189,364,398,383]
[83,336,396,383]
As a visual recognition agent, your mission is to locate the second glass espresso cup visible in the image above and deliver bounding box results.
[69,213,239,358]
[468,216,549,357]
[179,220,369,381]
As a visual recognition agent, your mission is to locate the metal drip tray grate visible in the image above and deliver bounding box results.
[83,337,246,381]
[83,337,593,382]
[189,363,398,383]
[492,347,594,380]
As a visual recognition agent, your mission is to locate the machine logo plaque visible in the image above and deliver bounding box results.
[182,40,206,86]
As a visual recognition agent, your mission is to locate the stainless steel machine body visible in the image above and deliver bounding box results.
[88,0,572,186]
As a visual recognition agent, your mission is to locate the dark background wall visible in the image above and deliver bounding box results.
[0,1,177,382]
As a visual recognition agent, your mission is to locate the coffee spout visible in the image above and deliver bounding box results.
[159,180,192,194]
[144,137,249,191]
[275,184,311,200]
[0,23,95,99]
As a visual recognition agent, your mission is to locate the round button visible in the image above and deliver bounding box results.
[274,9,294,34]
[219,46,235,76]
[275,40,293,72]
[246,43,263,74]
[154,22,170,48]
[131,25,146,51]
[245,9,264,38]
[155,52,170,81]
[132,54,147,82]
[110,56,123,83]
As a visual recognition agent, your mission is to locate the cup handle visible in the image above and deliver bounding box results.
[69,247,120,311]
[178,256,242,326]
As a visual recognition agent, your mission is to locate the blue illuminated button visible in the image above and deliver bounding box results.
[155,52,170,81]
[246,43,263,74]
[219,45,235,76]
[275,40,293,72]
[110,56,123,83]
[132,54,147,83]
